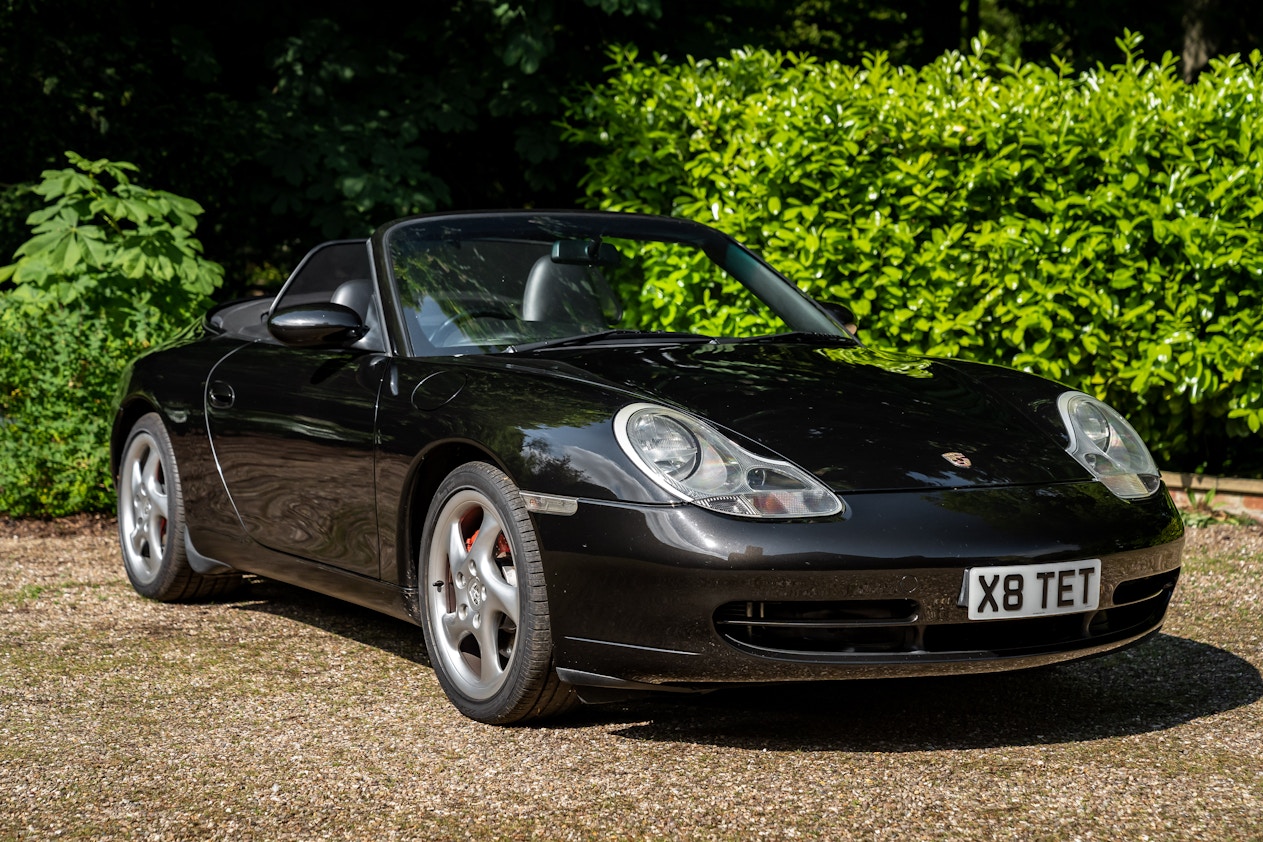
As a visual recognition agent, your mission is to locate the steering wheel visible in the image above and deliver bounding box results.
[429,309,516,347]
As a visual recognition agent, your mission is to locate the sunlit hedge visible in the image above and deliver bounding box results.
[565,33,1263,474]
[0,154,222,516]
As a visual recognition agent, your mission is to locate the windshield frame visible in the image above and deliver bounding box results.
[372,210,848,357]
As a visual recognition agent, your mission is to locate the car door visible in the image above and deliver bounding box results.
[204,241,387,577]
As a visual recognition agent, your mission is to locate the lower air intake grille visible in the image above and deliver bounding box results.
[714,600,920,655]
[714,568,1179,660]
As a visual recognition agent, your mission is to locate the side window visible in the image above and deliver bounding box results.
[274,241,372,309]
[272,240,384,351]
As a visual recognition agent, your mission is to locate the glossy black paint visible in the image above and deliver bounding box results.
[493,342,1091,492]
[267,302,367,347]
[111,210,1185,696]
[205,342,384,575]
[530,483,1182,685]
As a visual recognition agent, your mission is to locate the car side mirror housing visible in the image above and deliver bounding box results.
[817,301,859,337]
[268,303,368,347]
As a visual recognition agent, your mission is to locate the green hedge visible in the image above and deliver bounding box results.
[0,154,222,516]
[564,33,1263,475]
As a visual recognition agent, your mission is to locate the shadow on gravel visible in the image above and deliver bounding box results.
[602,635,1262,750]
[227,578,1260,750]
[229,576,433,667]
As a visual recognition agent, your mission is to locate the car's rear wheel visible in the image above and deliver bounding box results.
[419,462,577,724]
[117,413,241,601]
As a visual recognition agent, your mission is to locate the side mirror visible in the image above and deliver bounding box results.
[817,301,859,337]
[268,303,367,347]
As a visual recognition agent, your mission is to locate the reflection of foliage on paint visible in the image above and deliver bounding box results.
[812,347,933,379]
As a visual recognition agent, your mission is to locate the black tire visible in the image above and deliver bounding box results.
[419,462,577,724]
[116,413,241,601]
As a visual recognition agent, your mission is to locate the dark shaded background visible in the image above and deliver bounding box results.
[1,0,1259,291]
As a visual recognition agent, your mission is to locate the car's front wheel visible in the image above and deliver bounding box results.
[419,462,577,724]
[117,412,241,601]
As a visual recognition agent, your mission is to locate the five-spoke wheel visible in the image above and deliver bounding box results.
[116,413,239,601]
[420,462,576,723]
[119,421,172,587]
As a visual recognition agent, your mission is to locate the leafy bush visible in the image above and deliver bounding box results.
[565,34,1263,475]
[0,153,222,516]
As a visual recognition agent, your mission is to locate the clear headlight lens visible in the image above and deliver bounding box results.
[615,403,843,518]
[1058,392,1161,499]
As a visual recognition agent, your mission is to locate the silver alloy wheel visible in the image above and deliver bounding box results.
[118,429,171,586]
[425,488,521,701]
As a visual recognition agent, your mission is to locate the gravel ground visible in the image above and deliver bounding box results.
[2,516,1261,841]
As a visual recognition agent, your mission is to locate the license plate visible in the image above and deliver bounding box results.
[965,559,1101,620]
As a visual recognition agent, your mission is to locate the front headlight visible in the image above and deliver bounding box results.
[614,403,843,518]
[1058,392,1161,499]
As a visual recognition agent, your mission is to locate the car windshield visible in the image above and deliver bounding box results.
[381,213,847,355]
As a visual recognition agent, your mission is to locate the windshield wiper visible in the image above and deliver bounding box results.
[506,330,715,353]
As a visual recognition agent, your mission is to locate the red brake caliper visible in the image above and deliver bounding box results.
[465,530,511,559]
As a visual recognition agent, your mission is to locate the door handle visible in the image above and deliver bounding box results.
[208,381,235,410]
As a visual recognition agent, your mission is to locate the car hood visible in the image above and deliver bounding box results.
[510,339,1089,493]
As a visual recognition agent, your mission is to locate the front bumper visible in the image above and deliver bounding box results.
[531,481,1184,690]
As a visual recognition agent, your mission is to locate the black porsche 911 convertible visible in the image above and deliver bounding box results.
[112,210,1184,724]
